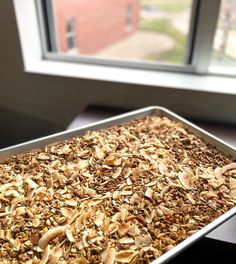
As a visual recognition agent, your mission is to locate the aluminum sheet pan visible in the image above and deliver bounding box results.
[0,106,236,263]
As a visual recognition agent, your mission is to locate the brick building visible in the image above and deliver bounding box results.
[52,0,140,55]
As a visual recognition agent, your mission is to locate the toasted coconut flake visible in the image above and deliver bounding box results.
[113,191,120,199]
[108,223,119,235]
[78,159,89,170]
[115,250,138,263]
[25,178,38,190]
[118,223,131,237]
[135,235,152,248]
[230,177,236,189]
[94,212,105,227]
[66,227,75,242]
[32,218,41,228]
[0,229,5,240]
[38,226,66,250]
[127,224,140,236]
[88,199,103,206]
[120,190,133,196]
[112,212,121,223]
[5,189,20,197]
[112,167,122,179]
[221,163,236,175]
[178,171,194,189]
[61,208,74,218]
[120,207,128,221]
[52,171,67,183]
[82,233,89,248]
[186,193,195,204]
[119,237,134,244]
[158,162,168,175]
[0,211,13,217]
[156,208,164,217]
[126,177,132,185]
[65,199,77,207]
[130,193,140,205]
[159,205,172,215]
[230,188,236,198]
[105,155,122,166]
[160,186,169,198]
[94,146,105,160]
[101,246,116,264]
[38,153,48,160]
[0,182,14,192]
[15,206,26,216]
[145,180,157,187]
[48,246,63,264]
[77,150,89,158]
[144,187,153,199]
[40,245,51,264]
[123,167,131,178]
[83,186,96,197]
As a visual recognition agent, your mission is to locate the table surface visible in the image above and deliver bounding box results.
[67,106,236,246]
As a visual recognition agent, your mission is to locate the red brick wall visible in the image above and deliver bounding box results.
[53,0,140,54]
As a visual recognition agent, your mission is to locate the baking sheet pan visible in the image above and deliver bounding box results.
[0,106,236,263]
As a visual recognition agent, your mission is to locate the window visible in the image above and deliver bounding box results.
[210,0,236,74]
[15,0,236,80]
[42,0,194,67]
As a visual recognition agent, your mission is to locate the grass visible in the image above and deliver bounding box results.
[140,19,186,63]
[141,0,192,13]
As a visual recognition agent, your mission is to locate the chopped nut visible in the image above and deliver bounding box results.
[115,250,138,263]
[163,244,174,253]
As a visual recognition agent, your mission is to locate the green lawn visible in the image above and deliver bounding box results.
[141,0,192,13]
[140,19,186,63]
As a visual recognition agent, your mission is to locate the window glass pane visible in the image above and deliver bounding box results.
[211,0,236,68]
[49,0,193,65]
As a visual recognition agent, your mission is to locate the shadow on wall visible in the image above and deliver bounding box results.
[0,107,64,149]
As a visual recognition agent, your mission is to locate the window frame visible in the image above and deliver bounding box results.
[38,0,222,75]
[13,0,236,95]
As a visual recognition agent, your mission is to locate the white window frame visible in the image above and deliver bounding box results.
[13,0,236,95]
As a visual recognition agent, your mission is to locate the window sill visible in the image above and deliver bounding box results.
[26,58,236,95]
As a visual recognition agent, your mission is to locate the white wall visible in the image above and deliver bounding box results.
[0,0,236,129]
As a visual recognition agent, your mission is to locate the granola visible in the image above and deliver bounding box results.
[0,115,235,263]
